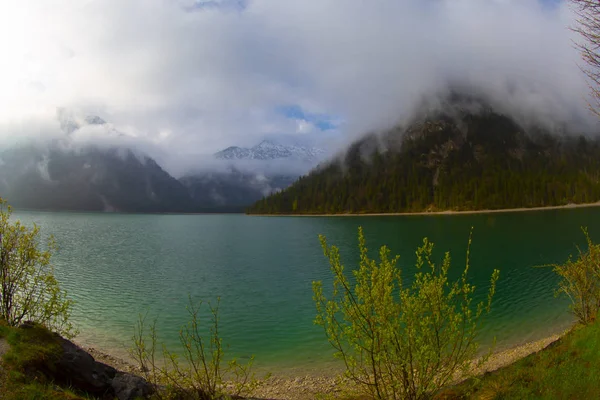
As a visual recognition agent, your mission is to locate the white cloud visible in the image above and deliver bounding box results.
[0,0,593,175]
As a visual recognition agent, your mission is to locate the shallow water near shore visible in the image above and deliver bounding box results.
[13,207,593,375]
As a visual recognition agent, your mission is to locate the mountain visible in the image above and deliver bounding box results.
[0,115,317,212]
[180,167,295,210]
[0,143,196,213]
[0,111,197,213]
[247,97,600,214]
[215,140,325,162]
[178,139,326,209]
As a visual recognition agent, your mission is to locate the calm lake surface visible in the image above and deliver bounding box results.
[14,208,598,374]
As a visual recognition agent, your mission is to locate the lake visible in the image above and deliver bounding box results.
[14,208,597,375]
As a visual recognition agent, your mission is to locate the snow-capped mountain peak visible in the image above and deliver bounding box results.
[215,146,251,160]
[215,140,326,162]
[57,109,109,135]
[250,140,293,159]
[84,115,107,125]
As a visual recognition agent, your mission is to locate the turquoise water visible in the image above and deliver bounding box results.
[14,208,598,375]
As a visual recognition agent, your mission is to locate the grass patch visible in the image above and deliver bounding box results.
[438,320,600,399]
[0,321,89,400]
[1,322,62,373]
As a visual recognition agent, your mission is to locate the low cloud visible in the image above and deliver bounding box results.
[0,0,593,176]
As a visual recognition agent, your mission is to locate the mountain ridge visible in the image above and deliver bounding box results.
[215,140,325,162]
[0,115,311,212]
[0,143,197,213]
[247,100,600,215]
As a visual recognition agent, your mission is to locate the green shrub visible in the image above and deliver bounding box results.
[131,297,258,399]
[550,227,600,324]
[313,227,499,400]
[0,198,74,337]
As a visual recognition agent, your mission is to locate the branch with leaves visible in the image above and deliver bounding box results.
[131,296,261,400]
[313,227,499,400]
[571,0,600,115]
[0,198,74,337]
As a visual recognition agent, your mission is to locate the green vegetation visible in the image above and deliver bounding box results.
[0,199,81,398]
[313,227,499,400]
[547,228,600,325]
[248,111,600,214]
[442,320,600,399]
[132,297,258,400]
[0,198,74,337]
[441,226,600,399]
[0,321,87,400]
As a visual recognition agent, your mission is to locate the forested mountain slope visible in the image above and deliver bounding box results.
[247,102,600,214]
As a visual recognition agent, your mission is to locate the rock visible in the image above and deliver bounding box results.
[112,372,154,400]
[51,335,117,396]
[18,321,36,329]
[10,322,155,399]
[52,336,156,399]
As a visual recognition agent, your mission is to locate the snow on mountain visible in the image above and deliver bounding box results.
[214,140,326,162]
[215,146,252,160]
[57,109,127,140]
[84,115,107,125]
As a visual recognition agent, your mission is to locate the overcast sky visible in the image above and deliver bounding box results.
[0,0,593,175]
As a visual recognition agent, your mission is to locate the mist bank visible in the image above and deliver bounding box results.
[248,94,600,215]
[0,109,326,213]
[0,0,593,178]
[0,138,310,213]
[3,86,600,214]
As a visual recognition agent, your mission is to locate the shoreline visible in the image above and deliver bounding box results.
[250,201,600,217]
[250,327,571,400]
[83,325,573,400]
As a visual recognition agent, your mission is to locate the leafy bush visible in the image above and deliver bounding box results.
[132,297,258,399]
[550,227,600,324]
[313,227,499,400]
[0,198,74,337]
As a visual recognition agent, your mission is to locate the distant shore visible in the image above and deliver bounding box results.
[250,201,600,217]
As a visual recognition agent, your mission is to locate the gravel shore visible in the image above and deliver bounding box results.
[470,332,564,376]
[80,330,568,400]
[80,344,141,375]
[250,330,570,400]
[250,201,600,218]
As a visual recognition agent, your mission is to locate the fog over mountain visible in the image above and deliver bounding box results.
[0,112,326,211]
[0,0,595,181]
